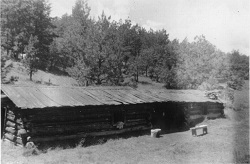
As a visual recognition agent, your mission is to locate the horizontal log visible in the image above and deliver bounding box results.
[30,126,151,143]
[124,122,148,128]
[5,127,27,137]
[126,111,150,115]
[125,119,147,124]
[26,113,148,123]
[126,114,148,119]
[5,127,17,135]
[7,110,15,115]
[207,111,222,114]
[189,115,204,120]
[207,103,222,106]
[188,110,203,115]
[207,113,222,118]
[188,107,203,112]
[19,106,115,115]
[6,114,23,124]
[23,109,151,121]
[22,109,113,116]
[3,138,23,146]
[4,133,23,145]
[207,108,222,112]
[126,118,146,123]
[30,123,115,136]
[26,113,112,123]
[6,112,15,118]
[30,118,111,127]
[6,121,24,129]
[27,112,112,118]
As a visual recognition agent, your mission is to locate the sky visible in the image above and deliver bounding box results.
[49,0,249,56]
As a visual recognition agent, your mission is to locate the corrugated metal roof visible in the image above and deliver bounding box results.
[1,85,221,109]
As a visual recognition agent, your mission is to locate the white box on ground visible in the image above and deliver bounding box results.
[151,129,161,138]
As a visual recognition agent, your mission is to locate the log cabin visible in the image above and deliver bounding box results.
[1,85,224,146]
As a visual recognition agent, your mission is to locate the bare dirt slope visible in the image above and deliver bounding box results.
[1,82,249,164]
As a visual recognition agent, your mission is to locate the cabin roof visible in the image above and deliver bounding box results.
[1,85,222,109]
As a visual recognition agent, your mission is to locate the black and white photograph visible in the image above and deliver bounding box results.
[1,0,249,163]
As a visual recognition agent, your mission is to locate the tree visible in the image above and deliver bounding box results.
[23,35,39,81]
[105,21,125,85]
[1,48,12,83]
[126,24,143,82]
[1,0,33,58]
[173,36,220,89]
[87,13,111,85]
[35,0,249,90]
[160,39,179,88]
[226,50,249,89]
[66,56,90,86]
[1,0,55,69]
[145,29,170,82]
[31,0,56,69]
[64,0,93,86]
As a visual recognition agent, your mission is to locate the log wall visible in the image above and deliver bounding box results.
[16,105,152,144]
[206,102,224,119]
[185,102,224,125]
[1,100,224,145]
[2,103,28,146]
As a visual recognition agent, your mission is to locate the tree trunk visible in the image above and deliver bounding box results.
[96,78,101,85]
[49,59,55,72]
[97,58,102,85]
[30,70,33,81]
[13,52,18,61]
[136,66,139,82]
[156,75,159,82]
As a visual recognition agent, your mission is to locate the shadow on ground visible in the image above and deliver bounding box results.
[35,127,191,153]
[36,130,151,151]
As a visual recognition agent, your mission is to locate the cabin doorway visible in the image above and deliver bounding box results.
[151,104,187,133]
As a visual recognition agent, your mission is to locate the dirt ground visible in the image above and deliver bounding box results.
[1,83,249,164]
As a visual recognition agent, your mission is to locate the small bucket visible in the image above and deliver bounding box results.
[151,129,161,138]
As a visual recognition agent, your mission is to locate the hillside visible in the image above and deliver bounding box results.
[3,60,167,89]
[4,60,78,86]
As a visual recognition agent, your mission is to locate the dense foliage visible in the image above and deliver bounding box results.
[1,0,249,89]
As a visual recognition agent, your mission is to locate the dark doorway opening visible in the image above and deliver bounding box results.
[151,103,188,133]
[113,110,125,124]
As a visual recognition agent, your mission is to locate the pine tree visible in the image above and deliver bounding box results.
[23,35,39,81]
